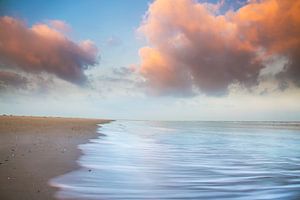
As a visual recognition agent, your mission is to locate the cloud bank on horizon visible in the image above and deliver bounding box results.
[138,0,300,96]
[0,16,98,88]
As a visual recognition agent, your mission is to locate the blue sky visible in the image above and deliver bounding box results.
[0,0,300,120]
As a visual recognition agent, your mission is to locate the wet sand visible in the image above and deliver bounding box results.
[0,115,111,200]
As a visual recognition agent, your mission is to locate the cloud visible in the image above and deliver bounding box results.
[86,66,143,97]
[106,35,122,47]
[138,0,300,96]
[0,16,98,85]
[0,71,28,90]
[48,20,71,33]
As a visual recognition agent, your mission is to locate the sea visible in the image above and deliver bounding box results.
[50,120,300,200]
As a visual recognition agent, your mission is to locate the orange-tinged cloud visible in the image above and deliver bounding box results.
[138,0,300,95]
[49,20,71,33]
[0,16,98,85]
[140,47,192,95]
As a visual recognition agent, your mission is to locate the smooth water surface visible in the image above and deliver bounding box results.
[50,121,300,199]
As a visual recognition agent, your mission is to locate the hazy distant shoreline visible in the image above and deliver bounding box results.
[0,115,111,200]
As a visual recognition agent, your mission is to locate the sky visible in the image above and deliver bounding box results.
[0,0,300,121]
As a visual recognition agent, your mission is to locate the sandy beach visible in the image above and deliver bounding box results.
[0,115,110,200]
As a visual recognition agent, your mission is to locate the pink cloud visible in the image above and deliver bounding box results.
[0,16,98,85]
[138,0,300,95]
[49,20,71,33]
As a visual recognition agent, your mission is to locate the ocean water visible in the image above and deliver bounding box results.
[50,121,300,200]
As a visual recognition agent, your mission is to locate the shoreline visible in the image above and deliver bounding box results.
[0,115,112,200]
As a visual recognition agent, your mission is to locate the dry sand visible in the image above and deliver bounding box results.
[0,115,111,200]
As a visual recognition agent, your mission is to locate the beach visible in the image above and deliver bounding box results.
[0,115,110,200]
